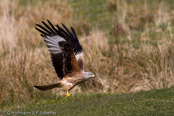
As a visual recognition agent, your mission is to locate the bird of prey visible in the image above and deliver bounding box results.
[34,20,95,97]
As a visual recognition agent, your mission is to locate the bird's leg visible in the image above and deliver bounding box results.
[66,91,70,98]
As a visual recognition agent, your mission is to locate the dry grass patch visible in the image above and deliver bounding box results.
[107,0,174,30]
[0,0,73,107]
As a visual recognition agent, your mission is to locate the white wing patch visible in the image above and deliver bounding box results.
[44,35,66,54]
[75,52,83,61]
[75,52,84,70]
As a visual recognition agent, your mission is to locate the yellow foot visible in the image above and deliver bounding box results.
[66,92,70,98]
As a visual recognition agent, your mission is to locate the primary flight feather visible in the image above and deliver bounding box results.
[34,20,95,97]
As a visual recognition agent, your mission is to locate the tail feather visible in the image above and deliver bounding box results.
[34,82,62,91]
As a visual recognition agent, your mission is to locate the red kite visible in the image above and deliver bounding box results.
[34,20,95,97]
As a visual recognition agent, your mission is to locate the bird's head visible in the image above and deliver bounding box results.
[83,72,96,79]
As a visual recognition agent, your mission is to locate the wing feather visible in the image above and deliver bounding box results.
[61,23,75,39]
[36,24,51,34]
[42,21,55,34]
[71,27,78,39]
[35,27,48,35]
[35,20,83,79]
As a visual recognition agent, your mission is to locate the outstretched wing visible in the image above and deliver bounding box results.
[35,20,81,79]
[60,23,84,70]
[36,20,84,70]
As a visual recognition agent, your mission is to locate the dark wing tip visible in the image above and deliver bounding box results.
[71,27,78,39]
[35,24,40,26]
[61,23,75,39]
[35,27,48,36]
[47,19,52,25]
[36,20,58,37]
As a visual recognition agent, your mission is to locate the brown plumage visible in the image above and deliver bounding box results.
[34,20,95,97]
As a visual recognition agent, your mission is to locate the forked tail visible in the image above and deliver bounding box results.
[34,82,62,91]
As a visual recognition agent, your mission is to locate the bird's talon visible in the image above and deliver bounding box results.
[66,92,70,98]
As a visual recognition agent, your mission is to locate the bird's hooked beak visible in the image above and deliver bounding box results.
[92,74,95,78]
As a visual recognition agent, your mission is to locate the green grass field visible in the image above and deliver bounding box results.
[1,87,174,116]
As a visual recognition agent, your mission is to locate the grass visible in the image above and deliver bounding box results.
[1,87,174,116]
[70,0,174,32]
[1,0,174,109]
